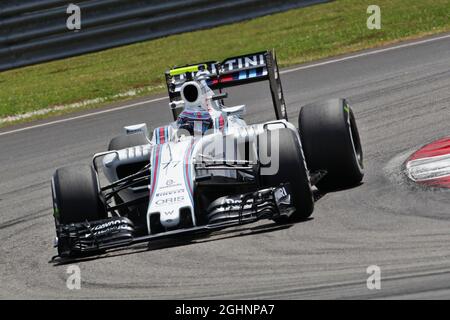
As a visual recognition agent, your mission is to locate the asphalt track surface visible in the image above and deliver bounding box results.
[1,34,450,299]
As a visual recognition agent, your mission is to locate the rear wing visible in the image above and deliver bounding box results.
[165,50,287,121]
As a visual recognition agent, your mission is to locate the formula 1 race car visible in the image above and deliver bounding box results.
[51,50,364,258]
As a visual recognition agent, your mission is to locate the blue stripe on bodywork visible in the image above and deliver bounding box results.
[164,126,169,141]
[183,141,197,204]
[149,144,162,204]
[155,128,160,144]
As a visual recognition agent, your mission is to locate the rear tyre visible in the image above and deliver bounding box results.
[259,128,314,223]
[52,165,107,224]
[299,98,364,191]
[108,132,148,151]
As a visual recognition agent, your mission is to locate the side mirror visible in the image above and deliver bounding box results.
[170,100,184,120]
[212,92,228,101]
[123,123,148,137]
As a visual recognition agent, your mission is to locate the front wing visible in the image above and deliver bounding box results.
[54,184,294,258]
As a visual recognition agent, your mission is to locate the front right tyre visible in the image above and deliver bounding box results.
[108,132,149,151]
[52,165,107,224]
[259,128,314,223]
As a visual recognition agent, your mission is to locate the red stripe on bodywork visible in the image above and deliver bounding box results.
[219,115,225,129]
[220,75,233,83]
[159,127,165,144]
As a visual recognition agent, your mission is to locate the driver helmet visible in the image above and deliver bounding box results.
[176,109,213,135]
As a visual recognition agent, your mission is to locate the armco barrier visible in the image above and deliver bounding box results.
[0,0,329,71]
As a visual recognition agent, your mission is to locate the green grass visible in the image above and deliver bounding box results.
[0,0,449,125]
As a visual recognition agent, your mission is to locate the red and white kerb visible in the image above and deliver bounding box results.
[405,137,450,188]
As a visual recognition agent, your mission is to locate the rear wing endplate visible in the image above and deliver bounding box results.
[165,50,287,121]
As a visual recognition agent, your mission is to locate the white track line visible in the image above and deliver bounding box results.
[1,33,449,137]
[280,33,450,74]
[0,97,167,137]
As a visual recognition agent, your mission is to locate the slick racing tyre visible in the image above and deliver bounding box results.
[259,128,314,222]
[108,132,149,151]
[299,98,364,191]
[52,165,107,224]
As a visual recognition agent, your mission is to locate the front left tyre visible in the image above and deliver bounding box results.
[299,98,364,191]
[259,128,314,223]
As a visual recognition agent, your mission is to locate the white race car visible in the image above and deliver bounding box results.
[51,50,364,258]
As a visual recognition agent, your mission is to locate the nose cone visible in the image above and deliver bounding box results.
[160,210,180,228]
